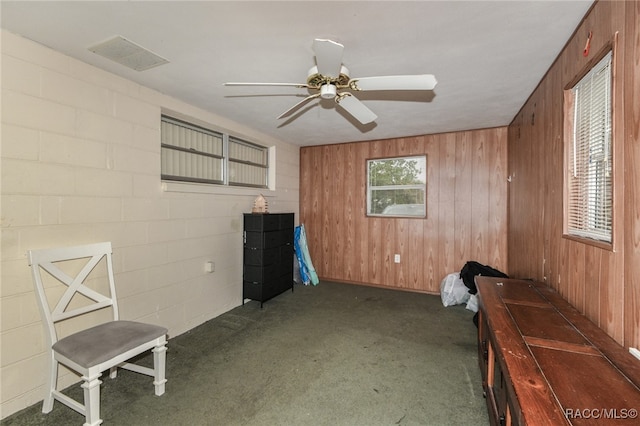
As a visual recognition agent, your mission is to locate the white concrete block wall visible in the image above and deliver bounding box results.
[0,30,300,419]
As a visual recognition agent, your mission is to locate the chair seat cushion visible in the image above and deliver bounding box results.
[52,320,168,369]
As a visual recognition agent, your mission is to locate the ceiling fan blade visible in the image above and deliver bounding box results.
[277,93,321,119]
[312,38,344,78]
[335,94,377,124]
[349,74,437,91]
[225,82,309,88]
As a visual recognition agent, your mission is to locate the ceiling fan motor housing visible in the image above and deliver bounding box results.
[306,65,351,89]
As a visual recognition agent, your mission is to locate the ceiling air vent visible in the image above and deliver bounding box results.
[88,35,169,71]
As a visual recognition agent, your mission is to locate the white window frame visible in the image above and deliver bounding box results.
[161,115,269,189]
[564,51,613,244]
[227,136,270,188]
[366,155,427,218]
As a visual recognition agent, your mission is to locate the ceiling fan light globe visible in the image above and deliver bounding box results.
[320,84,337,99]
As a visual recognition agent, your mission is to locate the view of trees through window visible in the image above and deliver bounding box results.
[367,156,426,217]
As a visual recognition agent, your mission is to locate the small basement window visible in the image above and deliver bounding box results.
[367,155,426,217]
[228,137,269,188]
[161,115,268,189]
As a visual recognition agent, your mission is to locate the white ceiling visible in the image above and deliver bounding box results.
[1,1,594,147]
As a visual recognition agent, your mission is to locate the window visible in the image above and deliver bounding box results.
[161,115,268,188]
[227,137,269,188]
[564,51,612,243]
[367,155,426,217]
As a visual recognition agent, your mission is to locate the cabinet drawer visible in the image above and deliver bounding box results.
[244,213,281,232]
[243,280,273,301]
[244,263,279,283]
[245,230,281,249]
[244,247,279,266]
[277,253,293,277]
[280,231,293,247]
[277,272,293,292]
[280,244,293,259]
[279,213,294,230]
[243,280,280,299]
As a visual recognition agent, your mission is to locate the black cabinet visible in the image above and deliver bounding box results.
[243,213,294,307]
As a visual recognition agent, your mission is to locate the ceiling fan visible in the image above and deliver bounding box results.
[225,39,437,125]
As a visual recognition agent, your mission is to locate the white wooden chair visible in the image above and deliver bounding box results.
[27,242,167,426]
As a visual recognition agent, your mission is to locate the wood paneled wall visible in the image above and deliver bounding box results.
[507,0,639,348]
[300,128,508,294]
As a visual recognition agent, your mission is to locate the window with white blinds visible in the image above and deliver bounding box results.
[228,137,269,188]
[566,51,612,243]
[161,115,268,188]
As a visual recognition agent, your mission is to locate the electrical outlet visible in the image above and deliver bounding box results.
[394,254,400,263]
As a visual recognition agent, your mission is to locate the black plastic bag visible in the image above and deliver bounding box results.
[460,261,508,295]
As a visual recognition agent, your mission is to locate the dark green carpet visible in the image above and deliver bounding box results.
[3,281,489,426]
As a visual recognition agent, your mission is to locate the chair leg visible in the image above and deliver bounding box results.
[81,372,102,426]
[42,354,57,413]
[152,343,167,396]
